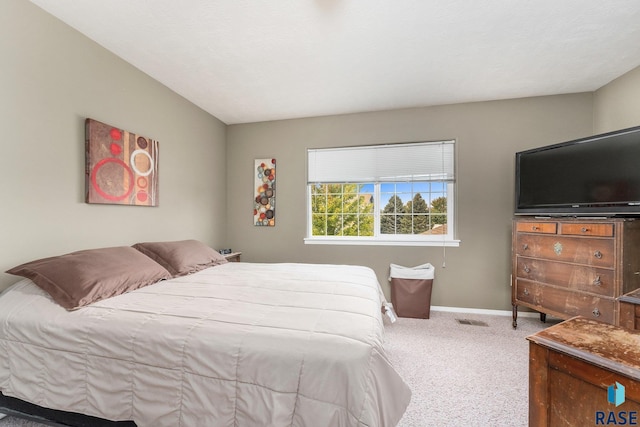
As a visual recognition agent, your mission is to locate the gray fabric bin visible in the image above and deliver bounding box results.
[389,263,435,319]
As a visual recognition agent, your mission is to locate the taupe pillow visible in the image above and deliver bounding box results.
[6,246,172,310]
[132,239,227,277]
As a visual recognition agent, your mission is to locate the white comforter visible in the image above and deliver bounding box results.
[0,262,410,426]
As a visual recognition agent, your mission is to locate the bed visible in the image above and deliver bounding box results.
[0,242,410,427]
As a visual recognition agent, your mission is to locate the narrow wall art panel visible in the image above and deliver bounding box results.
[254,158,276,226]
[85,118,159,206]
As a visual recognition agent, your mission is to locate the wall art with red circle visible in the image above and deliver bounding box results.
[85,118,159,206]
[254,158,275,226]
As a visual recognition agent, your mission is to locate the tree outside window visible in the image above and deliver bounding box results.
[312,183,374,237]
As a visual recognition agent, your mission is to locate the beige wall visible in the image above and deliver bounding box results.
[0,0,227,292]
[594,65,640,133]
[227,94,593,310]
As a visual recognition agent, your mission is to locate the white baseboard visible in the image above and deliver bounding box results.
[430,305,540,318]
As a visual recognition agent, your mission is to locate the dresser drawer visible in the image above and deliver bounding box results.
[515,257,614,297]
[515,280,615,323]
[515,234,614,268]
[560,222,614,237]
[515,221,557,234]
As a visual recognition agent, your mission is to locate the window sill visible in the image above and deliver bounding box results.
[303,237,460,247]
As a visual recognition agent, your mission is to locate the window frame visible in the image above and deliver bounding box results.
[304,141,459,247]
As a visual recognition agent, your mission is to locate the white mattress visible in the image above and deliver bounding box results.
[0,262,410,426]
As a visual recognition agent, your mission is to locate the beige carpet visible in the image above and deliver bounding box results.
[0,311,553,427]
[387,310,555,427]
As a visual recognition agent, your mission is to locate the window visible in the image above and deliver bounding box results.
[306,141,458,246]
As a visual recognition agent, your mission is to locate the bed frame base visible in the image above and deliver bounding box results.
[0,393,136,426]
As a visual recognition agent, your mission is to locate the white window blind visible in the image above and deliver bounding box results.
[307,140,455,183]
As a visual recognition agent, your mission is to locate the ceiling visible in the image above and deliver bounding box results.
[29,0,640,125]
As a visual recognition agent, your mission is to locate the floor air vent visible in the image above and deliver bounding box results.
[456,319,489,327]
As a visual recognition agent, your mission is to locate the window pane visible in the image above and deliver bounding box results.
[311,195,326,213]
[326,195,343,213]
[431,196,447,213]
[412,214,429,234]
[327,214,343,236]
[395,182,412,192]
[343,212,359,236]
[381,183,396,193]
[327,184,342,194]
[431,182,445,192]
[412,182,428,193]
[431,213,447,226]
[310,182,377,237]
[359,195,374,214]
[361,183,375,193]
[343,183,358,194]
[381,214,401,234]
[380,181,448,236]
[312,214,326,236]
[343,197,359,213]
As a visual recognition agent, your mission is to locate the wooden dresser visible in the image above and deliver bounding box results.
[511,217,640,328]
[528,317,640,426]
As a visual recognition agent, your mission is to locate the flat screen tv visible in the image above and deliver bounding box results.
[515,125,640,217]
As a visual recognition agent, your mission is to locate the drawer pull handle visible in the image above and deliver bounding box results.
[523,265,531,273]
[523,288,529,296]
[522,243,529,250]
[592,276,602,286]
[581,227,589,233]
[594,250,603,259]
[592,308,601,317]
[532,226,539,231]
